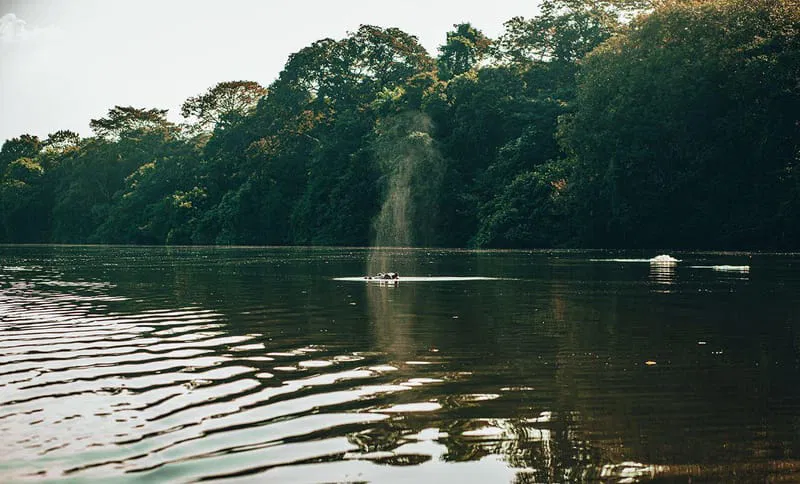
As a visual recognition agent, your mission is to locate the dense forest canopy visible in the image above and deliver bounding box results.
[1,0,797,249]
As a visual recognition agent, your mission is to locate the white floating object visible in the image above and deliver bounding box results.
[649,255,679,264]
[712,265,749,272]
[689,265,750,273]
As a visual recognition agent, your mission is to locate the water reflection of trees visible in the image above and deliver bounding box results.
[359,250,800,481]
[78,246,800,481]
[356,250,612,479]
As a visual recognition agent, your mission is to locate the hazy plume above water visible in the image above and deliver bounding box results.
[372,111,445,249]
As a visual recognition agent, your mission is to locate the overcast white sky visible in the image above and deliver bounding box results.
[0,0,543,143]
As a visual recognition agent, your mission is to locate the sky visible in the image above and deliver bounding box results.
[0,0,543,143]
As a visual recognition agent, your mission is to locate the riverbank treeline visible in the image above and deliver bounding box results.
[1,0,798,249]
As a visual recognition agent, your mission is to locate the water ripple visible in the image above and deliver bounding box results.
[0,266,456,482]
[4,249,795,483]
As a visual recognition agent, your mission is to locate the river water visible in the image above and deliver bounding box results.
[1,246,799,482]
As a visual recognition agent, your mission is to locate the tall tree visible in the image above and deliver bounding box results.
[269,25,435,245]
[0,155,49,242]
[0,134,41,179]
[493,0,620,67]
[43,130,81,153]
[181,81,267,131]
[437,23,492,80]
[90,106,174,140]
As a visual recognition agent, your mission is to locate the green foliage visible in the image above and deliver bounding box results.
[90,106,174,140]
[437,23,492,81]
[475,162,571,248]
[43,130,81,154]
[8,157,44,183]
[0,134,41,180]
[0,155,49,242]
[1,3,797,249]
[181,81,268,131]
[493,0,620,66]
[92,139,203,244]
[562,0,800,248]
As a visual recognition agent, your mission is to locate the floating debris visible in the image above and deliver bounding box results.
[690,265,750,273]
[712,265,749,272]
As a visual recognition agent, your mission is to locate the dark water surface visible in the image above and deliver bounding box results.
[2,246,800,482]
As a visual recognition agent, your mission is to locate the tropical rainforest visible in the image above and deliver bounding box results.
[1,0,798,249]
